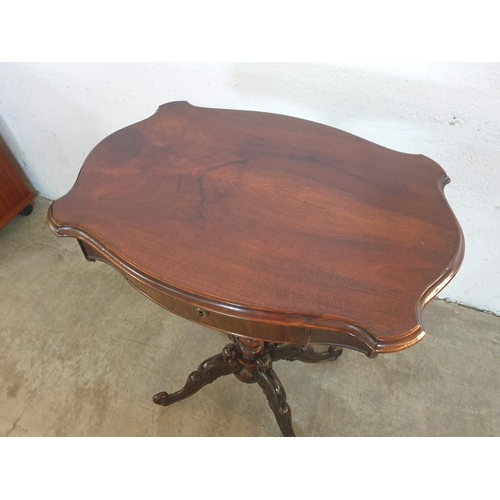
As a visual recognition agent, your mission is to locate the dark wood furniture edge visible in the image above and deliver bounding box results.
[48,172,464,356]
[365,173,465,353]
[0,192,35,230]
[0,135,36,229]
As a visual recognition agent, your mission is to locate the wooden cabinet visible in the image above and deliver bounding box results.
[0,137,34,229]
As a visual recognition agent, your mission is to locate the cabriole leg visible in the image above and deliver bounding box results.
[254,354,295,437]
[153,344,239,406]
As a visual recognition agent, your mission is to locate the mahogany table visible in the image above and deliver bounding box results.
[48,102,464,436]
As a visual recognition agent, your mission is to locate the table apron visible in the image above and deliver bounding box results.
[78,238,376,356]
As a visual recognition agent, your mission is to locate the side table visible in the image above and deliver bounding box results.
[48,102,464,436]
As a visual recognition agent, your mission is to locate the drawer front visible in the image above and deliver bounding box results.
[78,239,310,344]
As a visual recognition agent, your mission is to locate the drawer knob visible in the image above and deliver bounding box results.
[196,307,209,317]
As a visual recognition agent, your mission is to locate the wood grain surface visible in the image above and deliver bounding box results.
[48,102,464,355]
[0,138,35,229]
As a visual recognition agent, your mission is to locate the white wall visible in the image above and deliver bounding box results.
[1,62,499,314]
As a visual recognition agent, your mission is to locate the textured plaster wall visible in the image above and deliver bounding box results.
[0,62,499,314]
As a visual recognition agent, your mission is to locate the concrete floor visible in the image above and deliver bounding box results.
[1,197,499,437]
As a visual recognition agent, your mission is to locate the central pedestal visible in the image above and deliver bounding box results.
[152,336,343,437]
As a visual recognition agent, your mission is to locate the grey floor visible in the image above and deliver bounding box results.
[1,198,499,437]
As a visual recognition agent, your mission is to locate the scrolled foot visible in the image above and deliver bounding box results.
[152,391,172,406]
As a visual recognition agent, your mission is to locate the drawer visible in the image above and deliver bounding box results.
[77,239,310,344]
